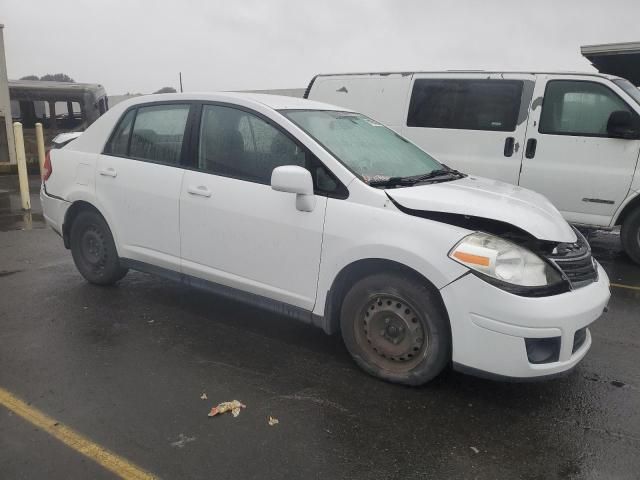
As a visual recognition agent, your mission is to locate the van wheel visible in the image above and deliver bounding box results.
[621,208,640,265]
[340,272,451,386]
[69,210,128,285]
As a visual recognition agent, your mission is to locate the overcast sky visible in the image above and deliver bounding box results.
[3,0,639,94]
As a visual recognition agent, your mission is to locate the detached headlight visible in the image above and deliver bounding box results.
[449,232,564,288]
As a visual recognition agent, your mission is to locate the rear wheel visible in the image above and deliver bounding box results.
[621,208,640,265]
[340,272,451,386]
[69,210,128,285]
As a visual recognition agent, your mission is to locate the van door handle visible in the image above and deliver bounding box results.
[525,138,537,159]
[503,137,515,157]
[187,185,212,198]
[99,168,117,178]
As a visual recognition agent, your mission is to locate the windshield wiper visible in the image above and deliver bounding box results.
[368,166,465,188]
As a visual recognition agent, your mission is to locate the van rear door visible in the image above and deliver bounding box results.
[518,74,640,226]
[401,73,535,185]
[305,74,412,132]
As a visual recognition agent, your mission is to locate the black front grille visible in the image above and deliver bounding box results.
[546,229,598,289]
[573,327,588,353]
[553,255,598,288]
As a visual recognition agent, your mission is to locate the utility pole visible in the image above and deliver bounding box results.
[0,24,17,164]
[179,72,183,93]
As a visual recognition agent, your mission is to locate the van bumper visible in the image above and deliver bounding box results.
[40,185,69,237]
[440,263,610,379]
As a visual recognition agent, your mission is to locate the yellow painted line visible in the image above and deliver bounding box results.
[610,283,640,292]
[0,386,157,480]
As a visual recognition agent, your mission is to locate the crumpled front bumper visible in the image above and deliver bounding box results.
[440,263,610,379]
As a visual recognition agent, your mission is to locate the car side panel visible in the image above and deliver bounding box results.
[313,190,469,317]
[95,155,184,272]
[45,149,98,203]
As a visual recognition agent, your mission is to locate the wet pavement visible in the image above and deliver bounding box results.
[0,175,639,479]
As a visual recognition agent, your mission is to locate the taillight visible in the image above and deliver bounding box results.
[43,149,52,181]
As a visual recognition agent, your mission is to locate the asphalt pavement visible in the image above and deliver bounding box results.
[1,175,639,480]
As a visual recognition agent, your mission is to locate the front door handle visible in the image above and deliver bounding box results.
[503,137,515,157]
[187,185,212,198]
[525,138,537,159]
[99,168,117,178]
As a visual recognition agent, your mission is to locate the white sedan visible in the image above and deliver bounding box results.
[41,92,610,385]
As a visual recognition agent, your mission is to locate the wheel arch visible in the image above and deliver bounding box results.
[320,258,450,336]
[614,191,640,227]
[62,200,110,249]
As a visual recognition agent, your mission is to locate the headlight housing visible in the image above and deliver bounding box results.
[449,232,566,293]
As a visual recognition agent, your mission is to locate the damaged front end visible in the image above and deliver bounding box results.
[388,195,598,297]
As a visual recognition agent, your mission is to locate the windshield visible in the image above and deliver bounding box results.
[281,110,443,183]
[613,79,640,107]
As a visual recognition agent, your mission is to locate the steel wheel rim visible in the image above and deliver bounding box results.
[80,225,107,273]
[355,293,429,373]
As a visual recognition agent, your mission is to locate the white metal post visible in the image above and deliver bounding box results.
[35,122,46,178]
[13,122,31,210]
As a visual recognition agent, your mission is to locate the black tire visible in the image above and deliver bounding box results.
[69,210,128,285]
[621,208,640,265]
[340,272,451,386]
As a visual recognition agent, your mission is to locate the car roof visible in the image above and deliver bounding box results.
[116,91,352,112]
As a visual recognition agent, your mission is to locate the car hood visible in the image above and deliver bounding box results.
[386,176,577,243]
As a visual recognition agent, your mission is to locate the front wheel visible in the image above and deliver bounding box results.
[621,208,640,265]
[69,210,128,285]
[340,272,451,386]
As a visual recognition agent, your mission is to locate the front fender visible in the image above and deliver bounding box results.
[313,198,470,317]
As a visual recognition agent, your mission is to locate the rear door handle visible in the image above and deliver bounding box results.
[99,168,117,177]
[503,137,515,157]
[187,185,212,198]
[525,138,537,159]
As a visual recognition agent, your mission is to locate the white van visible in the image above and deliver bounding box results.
[305,71,640,263]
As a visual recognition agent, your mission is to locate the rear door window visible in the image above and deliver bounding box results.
[539,80,636,136]
[129,104,190,164]
[407,79,523,132]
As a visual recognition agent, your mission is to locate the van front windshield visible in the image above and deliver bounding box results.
[281,110,445,185]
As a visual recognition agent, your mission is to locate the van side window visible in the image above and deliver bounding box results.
[54,101,84,130]
[539,80,635,137]
[129,104,190,164]
[407,79,523,132]
[104,109,136,156]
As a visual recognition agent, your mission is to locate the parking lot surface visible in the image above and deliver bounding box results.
[1,175,639,479]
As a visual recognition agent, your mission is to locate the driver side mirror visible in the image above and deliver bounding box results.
[271,165,316,212]
[607,110,640,139]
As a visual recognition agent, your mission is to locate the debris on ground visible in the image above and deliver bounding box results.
[470,446,480,454]
[200,393,208,400]
[208,400,246,418]
[170,433,196,448]
[268,416,279,426]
